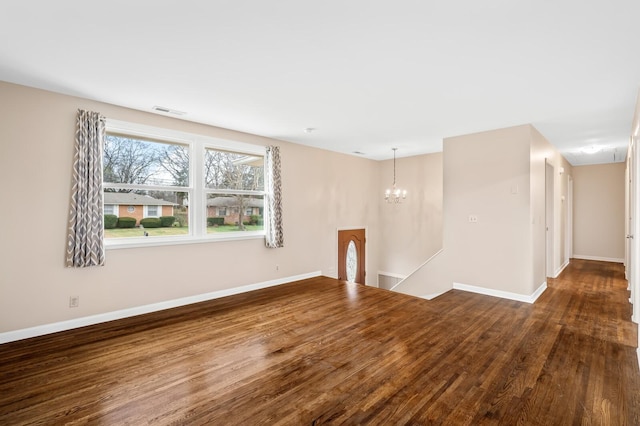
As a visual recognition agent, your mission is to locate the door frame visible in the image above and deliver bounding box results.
[629,138,639,323]
[567,175,573,264]
[545,161,555,278]
[337,227,367,285]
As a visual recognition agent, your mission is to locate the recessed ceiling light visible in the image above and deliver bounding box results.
[581,145,602,154]
[304,127,316,133]
[352,151,366,155]
[152,106,186,116]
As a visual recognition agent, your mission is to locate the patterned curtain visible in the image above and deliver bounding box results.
[264,145,284,248]
[65,110,106,267]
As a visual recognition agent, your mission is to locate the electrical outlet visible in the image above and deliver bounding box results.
[69,296,79,308]
[468,215,479,223]
[276,264,279,271]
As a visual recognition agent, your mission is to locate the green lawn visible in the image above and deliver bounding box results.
[104,227,189,238]
[105,225,263,238]
[208,225,263,233]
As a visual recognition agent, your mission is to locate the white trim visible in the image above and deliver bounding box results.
[572,255,625,263]
[553,259,570,278]
[104,204,119,217]
[144,205,161,218]
[392,248,444,289]
[0,271,321,344]
[453,281,547,304]
[377,271,407,280]
[107,119,265,156]
[105,232,266,249]
[420,291,448,300]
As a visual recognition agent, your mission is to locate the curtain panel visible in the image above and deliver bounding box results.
[65,109,106,267]
[264,145,284,248]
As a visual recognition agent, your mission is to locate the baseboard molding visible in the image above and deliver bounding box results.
[572,255,625,263]
[0,271,322,344]
[453,281,547,304]
[420,291,449,300]
[553,260,570,278]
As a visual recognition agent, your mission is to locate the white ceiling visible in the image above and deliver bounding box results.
[1,1,638,165]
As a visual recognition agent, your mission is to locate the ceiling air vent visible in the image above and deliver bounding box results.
[152,106,186,115]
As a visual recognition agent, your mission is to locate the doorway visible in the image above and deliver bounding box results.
[338,229,366,284]
[628,139,638,322]
[546,162,555,278]
[567,176,573,264]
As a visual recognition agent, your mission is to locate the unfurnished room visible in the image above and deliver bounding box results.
[1,1,640,424]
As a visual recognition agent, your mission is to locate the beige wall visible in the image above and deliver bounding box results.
[397,124,571,298]
[530,126,573,281]
[0,81,381,333]
[444,125,535,294]
[378,152,443,277]
[573,163,625,261]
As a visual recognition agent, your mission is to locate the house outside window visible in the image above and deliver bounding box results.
[218,207,227,216]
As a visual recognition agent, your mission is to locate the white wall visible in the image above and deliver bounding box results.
[573,163,626,261]
[0,81,382,334]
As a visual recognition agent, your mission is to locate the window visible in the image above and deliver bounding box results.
[104,204,117,216]
[145,205,159,217]
[245,208,253,216]
[103,119,266,247]
[204,146,264,234]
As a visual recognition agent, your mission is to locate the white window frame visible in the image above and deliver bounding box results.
[104,204,119,217]
[144,205,160,218]
[104,119,266,249]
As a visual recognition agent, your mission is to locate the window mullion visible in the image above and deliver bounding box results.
[192,141,205,237]
[103,183,188,192]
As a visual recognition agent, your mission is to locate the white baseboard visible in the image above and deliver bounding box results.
[420,291,448,300]
[453,281,547,304]
[553,260,570,278]
[0,271,321,344]
[572,255,625,263]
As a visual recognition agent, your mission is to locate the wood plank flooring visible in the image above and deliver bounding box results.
[1,259,639,424]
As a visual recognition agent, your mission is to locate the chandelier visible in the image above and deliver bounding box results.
[385,148,407,203]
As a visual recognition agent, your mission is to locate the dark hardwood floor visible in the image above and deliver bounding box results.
[1,259,639,425]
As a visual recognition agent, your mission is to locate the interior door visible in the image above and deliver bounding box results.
[338,229,366,284]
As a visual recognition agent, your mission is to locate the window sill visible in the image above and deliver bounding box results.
[105,232,266,250]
